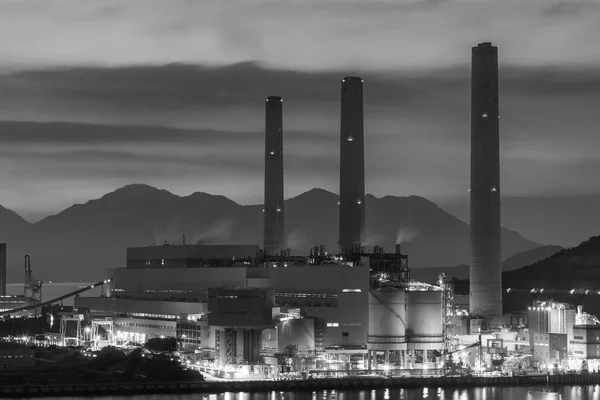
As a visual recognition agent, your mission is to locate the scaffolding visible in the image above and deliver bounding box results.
[224,328,236,366]
[214,330,221,366]
[91,318,115,350]
[438,273,455,352]
[315,318,326,354]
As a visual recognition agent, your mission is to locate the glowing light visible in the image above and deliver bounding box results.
[491,187,497,192]
[270,151,275,155]
[506,288,512,293]
[482,113,488,118]
[357,199,362,205]
[276,208,281,212]
[347,136,354,142]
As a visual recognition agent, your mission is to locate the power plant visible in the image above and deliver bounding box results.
[2,43,599,381]
[470,42,502,320]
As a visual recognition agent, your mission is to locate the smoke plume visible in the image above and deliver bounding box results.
[396,227,418,245]
[190,219,235,245]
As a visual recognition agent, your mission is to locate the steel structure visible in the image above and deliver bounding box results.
[214,330,221,366]
[438,273,456,352]
[59,315,83,346]
[224,328,236,366]
[314,318,326,354]
[91,318,115,350]
[0,278,111,316]
[23,255,42,303]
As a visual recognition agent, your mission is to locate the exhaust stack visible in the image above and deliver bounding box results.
[263,96,285,256]
[470,42,502,318]
[0,243,6,296]
[339,77,366,253]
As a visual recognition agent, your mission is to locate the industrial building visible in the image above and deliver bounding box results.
[75,245,371,366]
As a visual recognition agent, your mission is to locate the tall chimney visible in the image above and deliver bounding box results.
[0,243,6,296]
[339,77,366,252]
[470,42,502,318]
[263,96,285,256]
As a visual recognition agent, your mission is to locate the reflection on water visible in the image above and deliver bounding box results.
[28,385,600,400]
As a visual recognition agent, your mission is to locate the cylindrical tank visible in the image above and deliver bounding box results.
[368,287,407,350]
[406,291,443,344]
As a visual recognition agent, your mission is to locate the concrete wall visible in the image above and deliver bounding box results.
[111,267,248,292]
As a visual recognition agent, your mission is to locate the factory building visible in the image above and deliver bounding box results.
[75,244,370,363]
[532,332,567,368]
[339,77,366,253]
[470,42,502,320]
[264,96,285,256]
[570,325,600,371]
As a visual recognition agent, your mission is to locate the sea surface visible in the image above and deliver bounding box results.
[9,386,600,400]
[6,282,102,306]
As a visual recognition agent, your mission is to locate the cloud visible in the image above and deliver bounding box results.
[0,62,600,221]
[1,0,600,72]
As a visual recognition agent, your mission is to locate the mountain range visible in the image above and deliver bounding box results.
[0,184,542,282]
[440,196,600,247]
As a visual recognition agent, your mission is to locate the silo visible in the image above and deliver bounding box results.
[406,291,443,344]
[368,287,407,352]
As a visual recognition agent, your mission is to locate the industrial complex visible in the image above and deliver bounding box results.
[1,42,600,379]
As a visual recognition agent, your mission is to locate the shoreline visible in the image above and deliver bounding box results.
[1,373,599,398]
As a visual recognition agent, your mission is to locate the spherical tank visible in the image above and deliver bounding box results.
[406,290,443,344]
[368,287,407,350]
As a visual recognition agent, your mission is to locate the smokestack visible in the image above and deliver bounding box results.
[263,96,285,256]
[339,77,366,252]
[395,244,402,255]
[0,243,6,296]
[470,42,502,318]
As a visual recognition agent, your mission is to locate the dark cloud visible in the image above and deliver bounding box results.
[0,62,599,221]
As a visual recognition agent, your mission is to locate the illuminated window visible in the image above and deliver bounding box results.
[327,322,339,328]
[342,289,362,293]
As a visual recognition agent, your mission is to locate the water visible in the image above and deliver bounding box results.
[6,282,102,307]
[10,386,600,400]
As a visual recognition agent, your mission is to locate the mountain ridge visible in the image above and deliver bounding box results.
[0,184,540,282]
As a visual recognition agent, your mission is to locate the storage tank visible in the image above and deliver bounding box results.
[368,287,407,350]
[406,290,443,345]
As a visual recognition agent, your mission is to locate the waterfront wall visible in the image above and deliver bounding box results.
[1,374,600,398]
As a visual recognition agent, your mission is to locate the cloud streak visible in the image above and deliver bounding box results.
[1,0,600,71]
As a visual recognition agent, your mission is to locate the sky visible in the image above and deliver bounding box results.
[0,0,600,222]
